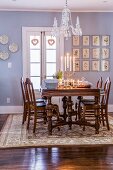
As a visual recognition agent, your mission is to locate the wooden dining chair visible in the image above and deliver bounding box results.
[78,77,103,103]
[75,77,103,120]
[21,77,47,125]
[80,93,100,134]
[25,78,47,133]
[80,77,111,132]
[100,77,111,130]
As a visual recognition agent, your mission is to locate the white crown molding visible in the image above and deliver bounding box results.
[0,105,113,114]
[0,9,113,12]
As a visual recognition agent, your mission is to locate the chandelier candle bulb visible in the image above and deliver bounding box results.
[76,16,80,25]
[54,17,57,26]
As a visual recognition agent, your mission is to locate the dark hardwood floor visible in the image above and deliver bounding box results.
[0,114,113,170]
[0,146,113,170]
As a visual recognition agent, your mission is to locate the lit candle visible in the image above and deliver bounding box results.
[65,56,67,71]
[77,79,80,85]
[53,17,58,27]
[61,56,63,71]
[66,53,69,68]
[73,79,74,86]
[66,79,69,86]
[70,56,72,71]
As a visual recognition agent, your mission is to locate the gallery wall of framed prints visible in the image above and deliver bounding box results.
[72,35,110,72]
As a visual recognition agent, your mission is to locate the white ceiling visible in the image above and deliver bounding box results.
[0,0,113,12]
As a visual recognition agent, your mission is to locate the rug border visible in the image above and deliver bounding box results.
[1,114,113,149]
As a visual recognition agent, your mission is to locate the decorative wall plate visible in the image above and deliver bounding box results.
[9,43,18,53]
[0,51,9,60]
[0,35,9,44]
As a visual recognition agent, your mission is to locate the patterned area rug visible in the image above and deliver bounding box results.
[0,114,113,148]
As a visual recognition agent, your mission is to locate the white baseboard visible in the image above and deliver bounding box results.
[108,104,113,113]
[0,105,113,114]
[0,106,23,114]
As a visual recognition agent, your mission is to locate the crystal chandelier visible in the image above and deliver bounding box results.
[51,0,82,39]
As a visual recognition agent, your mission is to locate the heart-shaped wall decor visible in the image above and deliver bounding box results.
[31,39,39,46]
[48,39,55,46]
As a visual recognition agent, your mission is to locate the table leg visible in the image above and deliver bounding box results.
[62,96,68,121]
[67,96,73,130]
[48,116,52,135]
[95,109,100,134]
[95,96,100,134]
[46,97,53,135]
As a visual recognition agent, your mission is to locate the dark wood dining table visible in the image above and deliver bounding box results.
[41,86,100,135]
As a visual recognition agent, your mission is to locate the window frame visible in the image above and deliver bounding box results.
[22,27,64,89]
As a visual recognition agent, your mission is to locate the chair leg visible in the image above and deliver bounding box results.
[95,109,100,134]
[105,108,110,130]
[101,108,105,126]
[78,101,82,121]
[75,102,78,120]
[27,109,31,130]
[22,105,27,124]
[33,112,37,133]
[82,106,86,131]
[43,111,47,124]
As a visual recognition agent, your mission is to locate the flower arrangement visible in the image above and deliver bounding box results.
[53,70,63,79]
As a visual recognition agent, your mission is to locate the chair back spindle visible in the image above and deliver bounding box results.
[20,77,28,124]
[96,76,103,89]
[101,77,111,106]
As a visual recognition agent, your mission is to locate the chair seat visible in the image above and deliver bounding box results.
[81,101,100,109]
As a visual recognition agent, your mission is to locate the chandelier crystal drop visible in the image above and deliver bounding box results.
[51,0,82,39]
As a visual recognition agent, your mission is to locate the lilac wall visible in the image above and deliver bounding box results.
[0,11,112,105]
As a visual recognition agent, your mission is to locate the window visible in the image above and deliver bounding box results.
[22,27,64,90]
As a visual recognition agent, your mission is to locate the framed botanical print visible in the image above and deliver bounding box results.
[101,60,109,71]
[91,60,100,71]
[82,60,90,71]
[82,35,90,46]
[102,35,110,46]
[73,49,80,58]
[92,48,100,59]
[83,48,90,59]
[73,36,80,46]
[73,59,80,71]
[92,35,100,46]
[101,48,109,59]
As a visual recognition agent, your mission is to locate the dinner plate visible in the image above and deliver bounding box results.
[0,35,9,44]
[9,43,18,53]
[0,51,9,60]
